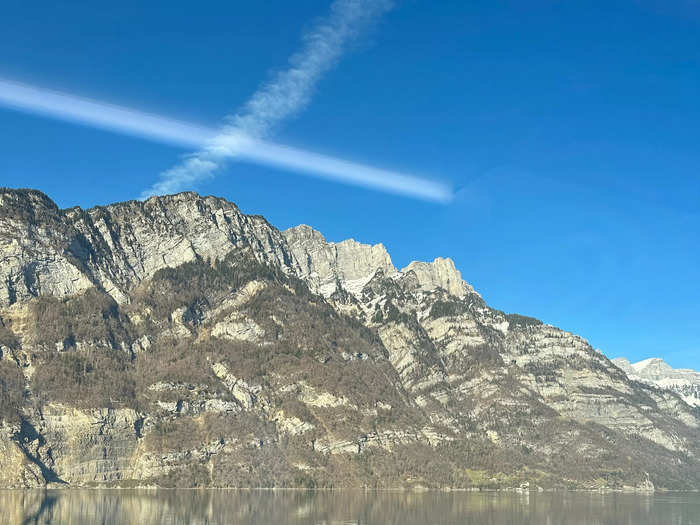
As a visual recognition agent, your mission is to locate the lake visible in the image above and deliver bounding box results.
[0,490,698,524]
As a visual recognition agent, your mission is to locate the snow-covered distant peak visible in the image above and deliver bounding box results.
[631,357,672,374]
[612,357,700,408]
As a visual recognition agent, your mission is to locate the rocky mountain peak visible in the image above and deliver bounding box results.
[613,357,700,407]
[0,187,57,208]
[0,188,61,224]
[0,190,295,307]
[401,257,476,298]
[631,358,674,376]
[613,357,633,375]
[284,223,327,244]
[283,224,396,297]
[282,226,479,300]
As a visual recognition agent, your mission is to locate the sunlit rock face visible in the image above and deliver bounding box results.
[401,257,476,298]
[0,188,698,491]
[0,190,299,307]
[283,224,397,297]
[282,226,478,299]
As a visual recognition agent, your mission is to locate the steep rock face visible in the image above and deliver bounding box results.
[283,225,397,297]
[283,225,478,301]
[401,257,475,297]
[0,190,95,306]
[0,190,299,307]
[0,188,698,490]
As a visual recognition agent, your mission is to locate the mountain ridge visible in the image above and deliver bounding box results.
[612,357,700,408]
[0,188,470,308]
[0,187,698,490]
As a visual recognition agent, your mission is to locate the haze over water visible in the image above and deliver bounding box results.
[1,490,698,525]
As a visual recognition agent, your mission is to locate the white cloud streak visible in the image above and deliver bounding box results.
[0,78,452,202]
[0,78,212,148]
[230,0,394,138]
[242,140,452,203]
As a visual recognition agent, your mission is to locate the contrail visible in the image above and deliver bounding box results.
[142,0,413,200]
[0,78,212,148]
[231,0,393,138]
[0,78,452,202]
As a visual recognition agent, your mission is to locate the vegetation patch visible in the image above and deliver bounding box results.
[30,288,131,349]
[428,300,470,319]
[0,360,24,422]
[33,347,136,409]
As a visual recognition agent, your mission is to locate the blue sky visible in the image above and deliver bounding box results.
[0,1,698,368]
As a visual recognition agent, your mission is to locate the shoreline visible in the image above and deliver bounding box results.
[1,487,697,494]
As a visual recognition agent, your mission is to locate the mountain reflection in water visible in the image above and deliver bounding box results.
[1,490,698,525]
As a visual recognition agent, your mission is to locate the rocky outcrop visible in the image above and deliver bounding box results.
[282,226,478,300]
[283,224,397,297]
[0,190,299,307]
[401,257,475,297]
[0,188,698,490]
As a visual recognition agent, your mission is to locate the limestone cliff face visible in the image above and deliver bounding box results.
[0,190,298,307]
[401,257,475,297]
[283,225,476,300]
[0,188,698,490]
[283,225,396,297]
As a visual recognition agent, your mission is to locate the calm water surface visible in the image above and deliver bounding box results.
[0,490,698,525]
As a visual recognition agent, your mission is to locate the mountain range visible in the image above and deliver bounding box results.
[0,188,698,490]
[612,358,700,408]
